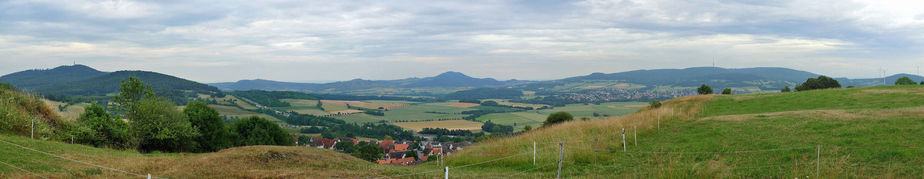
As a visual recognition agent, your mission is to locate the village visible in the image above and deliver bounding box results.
[305,136,471,166]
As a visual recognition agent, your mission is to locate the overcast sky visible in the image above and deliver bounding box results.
[1,0,923,83]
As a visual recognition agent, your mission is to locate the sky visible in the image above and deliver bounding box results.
[1,0,923,83]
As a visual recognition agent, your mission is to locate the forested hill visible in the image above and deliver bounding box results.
[30,70,219,96]
[0,64,106,89]
[556,67,822,89]
[210,71,526,93]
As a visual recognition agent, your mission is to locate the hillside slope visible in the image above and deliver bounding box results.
[30,71,219,96]
[0,65,107,89]
[3,85,923,178]
[0,134,412,178]
[433,85,924,178]
[0,84,70,139]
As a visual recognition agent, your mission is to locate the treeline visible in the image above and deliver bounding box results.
[71,77,292,153]
[249,108,345,127]
[347,105,385,116]
[509,96,574,107]
[461,101,528,120]
[43,88,203,106]
[307,122,416,141]
[481,121,514,134]
[315,93,438,102]
[230,90,319,107]
[443,88,523,100]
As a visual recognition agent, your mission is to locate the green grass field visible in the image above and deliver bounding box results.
[415,85,924,178]
[703,86,924,117]
[476,102,647,131]
[275,99,329,115]
[208,104,281,122]
[333,102,471,123]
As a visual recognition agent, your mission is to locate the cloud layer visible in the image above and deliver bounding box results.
[1,0,922,82]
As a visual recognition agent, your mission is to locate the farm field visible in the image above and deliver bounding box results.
[393,120,484,131]
[276,99,329,115]
[320,100,409,111]
[196,94,258,110]
[207,104,281,122]
[476,102,647,131]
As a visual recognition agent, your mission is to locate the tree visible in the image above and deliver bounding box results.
[353,143,383,162]
[697,84,713,95]
[781,86,791,93]
[796,76,841,91]
[895,76,916,85]
[112,77,157,120]
[184,100,231,152]
[229,116,292,146]
[113,77,199,153]
[649,100,662,108]
[543,112,573,127]
[75,103,131,149]
[334,141,356,153]
[721,88,732,95]
[522,125,532,132]
[404,151,419,160]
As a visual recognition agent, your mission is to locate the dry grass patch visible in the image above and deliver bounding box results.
[448,102,480,108]
[100,146,392,178]
[394,120,484,131]
[42,99,85,121]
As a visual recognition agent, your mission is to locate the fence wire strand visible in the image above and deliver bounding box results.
[0,139,164,179]
[0,159,48,179]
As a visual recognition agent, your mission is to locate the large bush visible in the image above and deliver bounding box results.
[74,103,131,149]
[184,101,231,152]
[895,77,916,85]
[113,77,199,153]
[697,84,713,95]
[796,76,841,91]
[543,111,573,127]
[229,116,292,146]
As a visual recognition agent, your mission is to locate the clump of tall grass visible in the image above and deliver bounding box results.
[0,83,73,140]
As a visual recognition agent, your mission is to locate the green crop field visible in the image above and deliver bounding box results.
[276,99,329,115]
[476,102,647,131]
[208,104,281,122]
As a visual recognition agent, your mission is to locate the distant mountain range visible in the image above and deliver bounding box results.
[0,65,219,96]
[209,71,529,95]
[3,65,923,100]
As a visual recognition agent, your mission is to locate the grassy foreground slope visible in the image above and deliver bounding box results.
[432,85,924,178]
[2,85,923,178]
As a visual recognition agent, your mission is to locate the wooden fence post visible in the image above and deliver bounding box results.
[557,141,564,179]
[622,128,626,152]
[817,145,821,178]
[593,137,598,167]
[634,126,637,146]
[533,141,537,166]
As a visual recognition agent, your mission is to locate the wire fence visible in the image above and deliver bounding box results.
[369,137,924,178]
[0,139,165,179]
[0,159,48,179]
